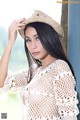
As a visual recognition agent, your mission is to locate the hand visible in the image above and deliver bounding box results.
[8,18,26,47]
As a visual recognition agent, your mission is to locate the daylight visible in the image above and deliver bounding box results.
[0,0,62,120]
[0,0,62,71]
[0,0,62,29]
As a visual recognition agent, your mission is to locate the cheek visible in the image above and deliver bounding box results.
[40,44,46,52]
[41,47,48,54]
[38,42,44,50]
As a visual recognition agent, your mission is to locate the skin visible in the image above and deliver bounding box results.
[0,18,26,87]
[25,27,57,68]
[0,19,56,87]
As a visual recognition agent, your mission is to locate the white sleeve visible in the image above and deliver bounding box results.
[3,69,30,90]
[53,61,79,120]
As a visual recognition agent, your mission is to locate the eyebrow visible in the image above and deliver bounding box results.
[24,34,38,39]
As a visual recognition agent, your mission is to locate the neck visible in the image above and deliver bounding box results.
[41,55,57,68]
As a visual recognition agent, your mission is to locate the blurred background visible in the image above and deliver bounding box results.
[0,0,80,119]
[0,0,62,72]
[0,1,63,120]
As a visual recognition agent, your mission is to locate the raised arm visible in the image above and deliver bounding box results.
[0,18,26,87]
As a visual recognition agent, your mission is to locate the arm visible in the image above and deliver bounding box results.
[53,60,79,120]
[0,18,26,87]
[3,68,30,90]
[0,42,12,87]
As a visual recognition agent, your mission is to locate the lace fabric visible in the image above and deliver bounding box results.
[4,59,79,120]
[3,68,30,91]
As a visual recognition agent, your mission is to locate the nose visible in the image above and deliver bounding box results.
[31,41,37,49]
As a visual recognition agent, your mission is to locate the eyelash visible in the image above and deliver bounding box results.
[25,39,31,43]
[36,36,40,40]
[25,36,40,43]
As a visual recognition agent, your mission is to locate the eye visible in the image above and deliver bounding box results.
[25,39,31,43]
[36,36,40,41]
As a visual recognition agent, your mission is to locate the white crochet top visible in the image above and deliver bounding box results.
[4,59,79,120]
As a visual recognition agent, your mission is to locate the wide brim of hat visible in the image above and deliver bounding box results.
[18,10,64,39]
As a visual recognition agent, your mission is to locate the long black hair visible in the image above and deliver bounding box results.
[24,22,75,78]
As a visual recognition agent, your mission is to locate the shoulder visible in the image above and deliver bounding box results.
[39,59,72,76]
[52,59,76,84]
[47,59,74,81]
[54,59,72,73]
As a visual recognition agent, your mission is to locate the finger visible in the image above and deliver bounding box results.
[12,19,25,26]
[18,22,26,26]
[17,26,25,30]
[15,21,26,28]
[17,18,26,23]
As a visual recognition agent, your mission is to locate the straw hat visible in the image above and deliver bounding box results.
[19,10,64,38]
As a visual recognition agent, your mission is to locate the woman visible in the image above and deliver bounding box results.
[0,10,79,120]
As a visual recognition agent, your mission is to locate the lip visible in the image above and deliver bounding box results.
[32,52,40,55]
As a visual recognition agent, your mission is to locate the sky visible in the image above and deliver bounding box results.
[0,0,62,30]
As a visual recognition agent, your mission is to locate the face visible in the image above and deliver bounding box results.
[24,27,48,60]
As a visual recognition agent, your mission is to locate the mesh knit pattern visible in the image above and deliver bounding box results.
[4,59,79,120]
[4,68,29,90]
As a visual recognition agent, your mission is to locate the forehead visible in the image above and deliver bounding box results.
[25,27,37,33]
[24,27,38,38]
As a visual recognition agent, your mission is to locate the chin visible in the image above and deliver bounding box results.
[32,54,46,60]
[32,55,40,59]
